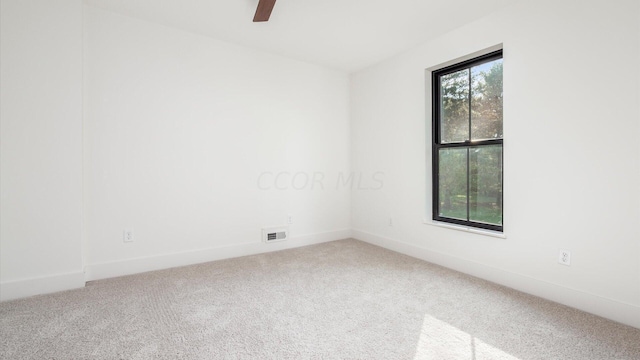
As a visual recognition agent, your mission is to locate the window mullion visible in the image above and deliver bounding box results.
[466,147,470,221]
[468,68,472,142]
[467,67,472,222]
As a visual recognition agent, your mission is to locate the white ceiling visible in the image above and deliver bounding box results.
[85,0,517,72]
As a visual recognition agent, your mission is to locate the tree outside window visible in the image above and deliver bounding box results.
[432,50,503,232]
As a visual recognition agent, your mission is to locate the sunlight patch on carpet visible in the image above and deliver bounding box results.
[414,314,519,360]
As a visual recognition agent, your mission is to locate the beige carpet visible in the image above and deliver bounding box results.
[1,239,639,359]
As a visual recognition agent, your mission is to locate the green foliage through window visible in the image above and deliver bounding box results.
[432,50,503,232]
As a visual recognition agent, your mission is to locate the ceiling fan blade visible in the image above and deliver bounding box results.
[253,0,276,22]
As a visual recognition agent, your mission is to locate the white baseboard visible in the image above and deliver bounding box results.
[352,229,640,329]
[85,229,352,282]
[0,271,86,302]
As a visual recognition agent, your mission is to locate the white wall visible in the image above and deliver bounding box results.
[0,0,85,300]
[83,7,351,280]
[350,0,640,328]
[637,3,640,314]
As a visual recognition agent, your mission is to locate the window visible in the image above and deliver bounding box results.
[432,50,503,232]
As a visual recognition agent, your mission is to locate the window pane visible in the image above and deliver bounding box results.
[471,58,503,140]
[440,69,469,143]
[438,148,467,220]
[469,145,502,225]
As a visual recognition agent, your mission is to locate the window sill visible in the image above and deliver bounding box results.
[423,219,506,239]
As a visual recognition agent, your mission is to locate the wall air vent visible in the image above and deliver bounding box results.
[262,227,288,243]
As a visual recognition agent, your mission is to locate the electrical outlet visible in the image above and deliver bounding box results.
[558,250,571,266]
[287,214,293,224]
[123,229,134,243]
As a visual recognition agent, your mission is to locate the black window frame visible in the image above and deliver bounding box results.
[431,50,504,232]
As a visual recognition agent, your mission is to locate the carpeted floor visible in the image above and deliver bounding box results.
[1,239,639,359]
